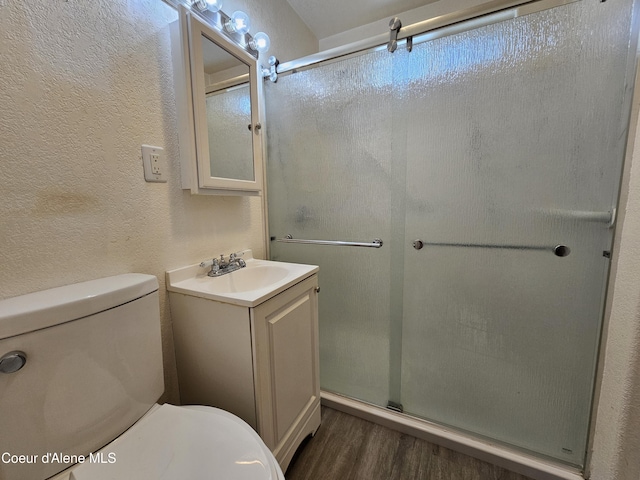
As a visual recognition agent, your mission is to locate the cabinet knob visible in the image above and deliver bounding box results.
[315,287,320,293]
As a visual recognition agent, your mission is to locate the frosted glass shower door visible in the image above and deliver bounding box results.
[265,0,636,469]
[266,50,401,408]
[399,0,634,467]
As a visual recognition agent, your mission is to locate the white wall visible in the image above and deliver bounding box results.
[0,0,316,403]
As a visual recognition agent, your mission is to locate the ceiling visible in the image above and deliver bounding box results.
[284,0,439,40]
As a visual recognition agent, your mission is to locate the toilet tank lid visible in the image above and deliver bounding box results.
[0,274,158,340]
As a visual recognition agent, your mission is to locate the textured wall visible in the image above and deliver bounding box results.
[0,0,316,403]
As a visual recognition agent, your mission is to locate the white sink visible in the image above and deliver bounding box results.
[166,250,318,307]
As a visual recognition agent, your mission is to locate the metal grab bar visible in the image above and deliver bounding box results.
[412,240,571,257]
[276,234,383,248]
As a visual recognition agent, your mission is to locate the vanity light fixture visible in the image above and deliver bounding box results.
[188,1,270,57]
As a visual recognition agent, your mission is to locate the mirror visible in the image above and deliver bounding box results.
[201,35,254,182]
[173,7,263,195]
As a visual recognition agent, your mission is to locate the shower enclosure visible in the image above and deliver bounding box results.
[265,0,637,469]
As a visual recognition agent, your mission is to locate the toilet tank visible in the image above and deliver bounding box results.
[0,274,164,480]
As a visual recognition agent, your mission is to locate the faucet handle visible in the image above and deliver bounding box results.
[228,251,246,267]
[232,251,246,267]
[200,258,220,276]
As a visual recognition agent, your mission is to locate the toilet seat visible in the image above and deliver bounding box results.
[62,404,284,480]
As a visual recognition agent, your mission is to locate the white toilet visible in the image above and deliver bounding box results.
[0,274,285,480]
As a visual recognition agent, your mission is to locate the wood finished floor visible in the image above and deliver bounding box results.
[285,407,535,480]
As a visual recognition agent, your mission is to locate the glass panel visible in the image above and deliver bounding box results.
[266,50,397,407]
[399,0,634,467]
[265,0,635,469]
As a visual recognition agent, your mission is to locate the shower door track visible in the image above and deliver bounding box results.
[269,0,579,80]
[321,390,584,480]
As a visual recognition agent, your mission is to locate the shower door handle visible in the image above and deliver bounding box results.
[411,239,570,256]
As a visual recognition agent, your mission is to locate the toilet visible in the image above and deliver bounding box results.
[0,274,285,480]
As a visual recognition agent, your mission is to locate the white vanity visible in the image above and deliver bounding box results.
[166,251,320,472]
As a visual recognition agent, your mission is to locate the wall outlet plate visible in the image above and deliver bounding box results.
[142,145,167,183]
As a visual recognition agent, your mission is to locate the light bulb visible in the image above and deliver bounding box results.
[225,11,251,35]
[205,0,222,12]
[249,32,270,54]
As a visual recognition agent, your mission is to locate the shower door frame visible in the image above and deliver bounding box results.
[261,0,640,477]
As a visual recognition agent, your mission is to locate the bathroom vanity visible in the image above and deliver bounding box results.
[166,253,320,471]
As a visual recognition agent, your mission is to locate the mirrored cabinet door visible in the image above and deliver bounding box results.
[173,6,264,195]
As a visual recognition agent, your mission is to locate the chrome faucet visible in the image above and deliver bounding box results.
[200,252,246,277]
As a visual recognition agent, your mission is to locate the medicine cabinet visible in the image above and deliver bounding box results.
[172,6,264,195]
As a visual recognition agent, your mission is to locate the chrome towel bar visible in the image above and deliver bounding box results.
[276,235,383,248]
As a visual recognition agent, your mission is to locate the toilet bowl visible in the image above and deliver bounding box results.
[51,404,284,480]
[0,274,284,480]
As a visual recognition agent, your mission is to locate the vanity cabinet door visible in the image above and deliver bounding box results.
[251,275,320,459]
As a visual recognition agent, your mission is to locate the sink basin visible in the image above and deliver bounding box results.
[166,250,319,307]
[192,265,290,294]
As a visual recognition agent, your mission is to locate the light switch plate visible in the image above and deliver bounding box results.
[142,145,167,183]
